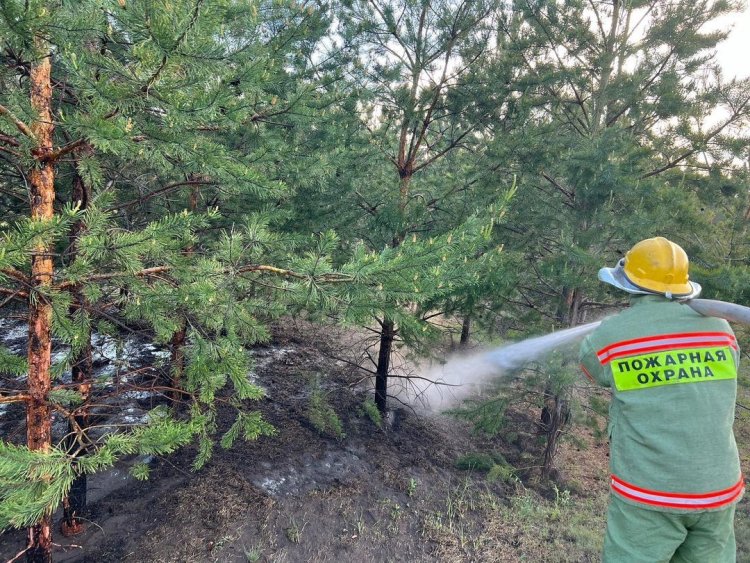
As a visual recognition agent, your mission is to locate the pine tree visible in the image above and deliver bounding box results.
[298,0,518,412]
[0,1,336,560]
[468,0,750,476]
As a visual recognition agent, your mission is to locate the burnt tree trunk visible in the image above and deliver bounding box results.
[459,315,471,348]
[374,170,410,414]
[540,391,570,480]
[61,162,92,537]
[169,182,198,406]
[26,49,55,563]
[61,295,91,536]
[375,319,395,413]
[170,326,187,404]
[61,328,91,536]
[539,286,582,479]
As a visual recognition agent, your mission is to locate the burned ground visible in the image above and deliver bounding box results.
[6,320,748,562]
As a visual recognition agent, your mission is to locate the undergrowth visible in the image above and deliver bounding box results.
[306,376,345,439]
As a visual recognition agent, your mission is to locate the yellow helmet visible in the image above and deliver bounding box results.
[598,237,701,299]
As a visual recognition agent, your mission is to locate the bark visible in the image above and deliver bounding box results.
[26,49,55,563]
[375,319,395,413]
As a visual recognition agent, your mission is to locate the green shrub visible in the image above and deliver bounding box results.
[487,463,517,484]
[359,397,383,428]
[456,451,509,473]
[307,377,345,439]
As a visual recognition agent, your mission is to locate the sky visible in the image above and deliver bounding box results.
[715,3,750,80]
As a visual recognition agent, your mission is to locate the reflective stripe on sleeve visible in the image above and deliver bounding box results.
[610,474,744,510]
[597,332,737,365]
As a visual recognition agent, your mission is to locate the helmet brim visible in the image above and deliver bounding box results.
[598,264,702,299]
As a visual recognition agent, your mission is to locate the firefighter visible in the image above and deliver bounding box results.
[580,237,744,562]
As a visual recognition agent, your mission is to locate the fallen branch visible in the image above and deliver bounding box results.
[0,394,31,404]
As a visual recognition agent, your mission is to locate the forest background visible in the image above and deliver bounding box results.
[1,0,750,561]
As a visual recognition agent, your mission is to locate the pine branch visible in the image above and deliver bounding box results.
[237,265,353,283]
[0,286,30,302]
[141,0,205,94]
[641,93,750,179]
[40,138,86,163]
[56,262,353,291]
[106,180,218,211]
[0,103,35,140]
[1,268,30,286]
[541,172,575,201]
[0,133,20,147]
[56,266,172,290]
[0,145,21,158]
[412,127,474,174]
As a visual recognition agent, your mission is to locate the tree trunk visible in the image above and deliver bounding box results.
[61,286,91,537]
[540,286,581,479]
[61,309,91,535]
[26,48,55,563]
[61,150,93,537]
[169,182,198,406]
[591,0,620,130]
[459,315,471,348]
[375,169,410,413]
[558,286,583,327]
[375,319,395,413]
[170,326,187,405]
[541,391,570,480]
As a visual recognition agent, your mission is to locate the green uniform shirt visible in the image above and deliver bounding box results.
[580,295,743,513]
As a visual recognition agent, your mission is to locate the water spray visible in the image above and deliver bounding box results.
[483,299,750,372]
[483,321,601,371]
[414,299,750,412]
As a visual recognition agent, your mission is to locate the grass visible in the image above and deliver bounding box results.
[243,544,263,562]
[284,515,307,544]
[406,477,418,497]
[482,487,604,561]
[414,411,611,562]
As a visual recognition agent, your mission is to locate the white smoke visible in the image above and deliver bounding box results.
[401,321,602,413]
